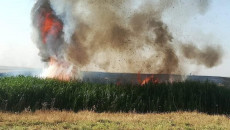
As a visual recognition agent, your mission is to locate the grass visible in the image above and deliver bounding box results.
[0,110,230,129]
[0,76,230,114]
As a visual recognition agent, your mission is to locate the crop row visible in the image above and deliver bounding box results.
[0,76,230,114]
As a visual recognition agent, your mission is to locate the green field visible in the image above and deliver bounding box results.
[0,76,230,114]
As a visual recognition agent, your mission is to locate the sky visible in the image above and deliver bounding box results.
[0,0,229,77]
[0,0,42,68]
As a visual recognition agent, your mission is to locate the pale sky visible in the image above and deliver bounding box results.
[0,0,229,77]
[0,0,42,68]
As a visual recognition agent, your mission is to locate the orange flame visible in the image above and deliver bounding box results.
[42,57,75,81]
[137,73,159,86]
[40,11,63,44]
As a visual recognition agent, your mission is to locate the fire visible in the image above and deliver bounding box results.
[138,73,159,86]
[141,75,159,86]
[41,57,75,81]
[38,8,72,80]
[40,11,63,44]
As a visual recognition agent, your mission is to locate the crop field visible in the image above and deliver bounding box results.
[1,76,230,114]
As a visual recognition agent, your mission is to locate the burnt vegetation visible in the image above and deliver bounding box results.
[0,76,230,114]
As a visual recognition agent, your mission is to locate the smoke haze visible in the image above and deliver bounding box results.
[31,0,223,78]
[180,44,223,68]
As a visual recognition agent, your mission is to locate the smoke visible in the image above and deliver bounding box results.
[31,0,223,79]
[180,44,223,68]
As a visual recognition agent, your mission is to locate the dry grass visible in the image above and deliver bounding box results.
[0,110,230,129]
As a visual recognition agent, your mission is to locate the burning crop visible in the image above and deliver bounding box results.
[137,73,159,86]
[32,0,223,81]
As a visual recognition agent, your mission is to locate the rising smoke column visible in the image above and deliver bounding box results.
[32,0,77,80]
[32,0,64,61]
[32,0,223,80]
[65,0,182,74]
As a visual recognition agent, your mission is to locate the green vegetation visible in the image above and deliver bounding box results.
[0,76,230,114]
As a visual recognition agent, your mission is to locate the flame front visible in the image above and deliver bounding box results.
[141,75,159,86]
[41,57,75,81]
[138,73,159,86]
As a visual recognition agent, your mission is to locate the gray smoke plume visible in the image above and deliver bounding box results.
[180,44,223,68]
[32,0,66,62]
[31,0,223,78]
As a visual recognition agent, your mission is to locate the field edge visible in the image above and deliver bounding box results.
[0,110,230,129]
